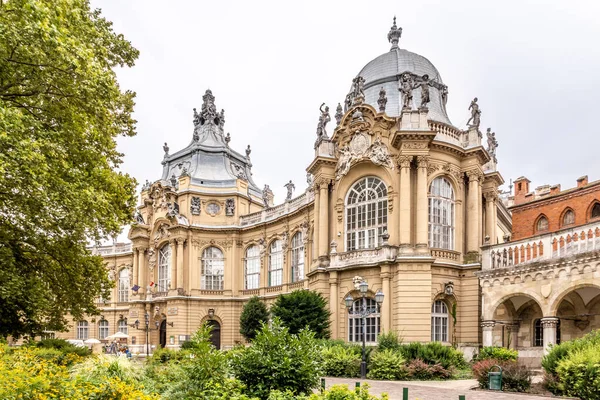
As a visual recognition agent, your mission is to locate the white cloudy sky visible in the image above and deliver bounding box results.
[93,0,600,240]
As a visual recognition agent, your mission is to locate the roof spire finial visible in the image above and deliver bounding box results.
[387,16,402,50]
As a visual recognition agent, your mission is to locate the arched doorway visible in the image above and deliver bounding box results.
[207,320,221,349]
[159,320,167,348]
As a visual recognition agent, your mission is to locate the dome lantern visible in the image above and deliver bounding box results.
[387,17,402,50]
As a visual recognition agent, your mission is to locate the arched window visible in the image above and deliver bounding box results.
[348,298,380,343]
[534,319,543,347]
[268,240,283,286]
[118,268,129,303]
[291,232,305,282]
[98,319,109,340]
[563,209,575,226]
[77,320,89,340]
[118,319,128,335]
[245,245,260,290]
[592,203,600,219]
[201,247,224,290]
[536,216,549,233]
[431,300,448,342]
[346,177,388,251]
[158,244,171,292]
[429,177,455,249]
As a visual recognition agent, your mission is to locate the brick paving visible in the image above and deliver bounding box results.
[323,378,554,400]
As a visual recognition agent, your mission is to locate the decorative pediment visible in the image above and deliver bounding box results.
[335,134,395,181]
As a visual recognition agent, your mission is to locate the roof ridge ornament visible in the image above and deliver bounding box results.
[387,16,402,50]
[200,89,218,126]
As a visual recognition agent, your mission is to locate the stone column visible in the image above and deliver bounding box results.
[319,179,329,257]
[481,320,495,347]
[176,238,185,290]
[139,247,147,293]
[132,248,139,287]
[415,156,429,252]
[398,155,412,251]
[484,192,498,245]
[466,172,481,254]
[381,265,391,332]
[541,317,559,354]
[507,324,519,350]
[313,187,320,260]
[169,239,177,290]
[329,271,338,339]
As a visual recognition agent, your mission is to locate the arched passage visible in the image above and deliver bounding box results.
[550,284,600,342]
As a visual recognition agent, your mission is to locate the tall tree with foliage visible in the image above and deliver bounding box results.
[239,296,269,341]
[271,290,331,339]
[0,0,139,337]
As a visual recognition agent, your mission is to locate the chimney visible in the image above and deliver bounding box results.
[550,184,561,195]
[577,175,588,188]
[513,176,531,205]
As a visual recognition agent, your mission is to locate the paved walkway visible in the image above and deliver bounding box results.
[323,378,553,400]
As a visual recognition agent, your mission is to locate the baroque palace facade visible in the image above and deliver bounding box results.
[57,20,512,356]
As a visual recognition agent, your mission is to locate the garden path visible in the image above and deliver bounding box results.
[324,378,550,400]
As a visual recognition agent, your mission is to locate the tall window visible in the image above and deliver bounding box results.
[158,244,171,292]
[118,319,128,335]
[536,216,549,233]
[563,209,575,226]
[268,240,283,286]
[245,245,260,290]
[291,232,305,282]
[592,203,600,219]
[346,177,388,251]
[429,177,455,249]
[77,320,89,340]
[431,300,448,342]
[348,298,380,343]
[534,319,543,347]
[98,320,109,340]
[118,268,129,303]
[201,247,224,290]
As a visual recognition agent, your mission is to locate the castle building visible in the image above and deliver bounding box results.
[57,19,509,356]
[480,175,600,366]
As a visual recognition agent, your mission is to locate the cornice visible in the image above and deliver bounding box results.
[509,182,600,212]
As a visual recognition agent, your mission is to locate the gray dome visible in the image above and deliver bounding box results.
[354,20,452,125]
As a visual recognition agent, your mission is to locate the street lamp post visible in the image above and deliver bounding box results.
[130,312,160,356]
[345,280,384,379]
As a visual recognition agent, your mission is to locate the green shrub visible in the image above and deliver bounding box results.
[367,349,407,380]
[399,342,466,370]
[543,330,600,377]
[35,338,90,357]
[271,290,331,339]
[377,331,402,352]
[321,345,360,378]
[231,319,322,399]
[149,348,192,365]
[555,346,600,400]
[268,384,388,399]
[474,346,518,362]
[240,296,270,341]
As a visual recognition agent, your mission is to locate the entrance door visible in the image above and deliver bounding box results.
[207,320,221,349]
[159,320,167,348]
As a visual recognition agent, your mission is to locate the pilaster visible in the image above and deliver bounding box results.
[415,155,429,253]
[329,271,339,339]
[176,238,185,290]
[398,155,413,251]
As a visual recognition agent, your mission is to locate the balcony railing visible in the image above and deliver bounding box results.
[329,246,398,269]
[482,220,600,271]
[240,191,314,227]
[93,243,132,256]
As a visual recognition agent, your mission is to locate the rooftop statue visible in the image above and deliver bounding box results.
[467,97,481,129]
[284,180,295,201]
[486,128,498,162]
[378,87,387,112]
[399,73,413,110]
[387,16,402,50]
[350,76,365,105]
[193,108,200,126]
[335,103,343,125]
[316,103,331,140]
[200,89,218,125]
[163,142,169,155]
[416,74,433,109]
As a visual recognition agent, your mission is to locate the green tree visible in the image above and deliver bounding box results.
[271,290,331,339]
[239,296,269,341]
[0,0,139,337]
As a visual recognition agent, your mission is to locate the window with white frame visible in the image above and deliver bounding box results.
[431,300,448,342]
[158,244,171,292]
[77,320,89,340]
[348,298,380,343]
[428,177,455,250]
[346,177,388,251]
[291,232,304,282]
[118,268,129,303]
[118,319,128,335]
[245,245,260,289]
[201,247,224,290]
[98,319,109,340]
[268,240,283,286]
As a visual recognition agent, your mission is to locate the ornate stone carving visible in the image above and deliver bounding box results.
[205,202,221,216]
[387,188,394,213]
[397,155,412,169]
[193,108,200,127]
[190,197,201,215]
[284,180,295,201]
[466,170,483,182]
[541,318,560,329]
[200,89,218,126]
[377,87,387,112]
[192,239,233,250]
[399,73,414,110]
[480,320,496,329]
[335,103,343,125]
[349,76,365,106]
[300,220,310,244]
[166,202,179,218]
[230,162,247,180]
[387,16,402,49]
[315,103,331,142]
[225,198,235,216]
[416,155,429,169]
[225,132,230,146]
[416,74,432,109]
[486,128,498,162]
[281,231,289,250]
[335,198,344,222]
[134,210,145,225]
[401,142,427,150]
[467,97,481,129]
[427,164,439,176]
[335,134,394,180]
[147,247,156,272]
[367,137,395,170]
[351,108,364,122]
[154,223,170,247]
[306,173,313,188]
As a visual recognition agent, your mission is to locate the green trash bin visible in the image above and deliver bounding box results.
[488,365,503,391]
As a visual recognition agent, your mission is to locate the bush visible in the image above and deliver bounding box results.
[399,342,466,370]
[149,348,192,365]
[543,329,600,377]
[35,338,91,357]
[240,296,270,341]
[322,345,360,378]
[406,359,450,380]
[472,359,531,392]
[367,349,407,380]
[377,331,402,352]
[554,346,600,400]
[231,319,322,399]
[474,346,518,362]
[271,290,331,339]
[268,384,388,400]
